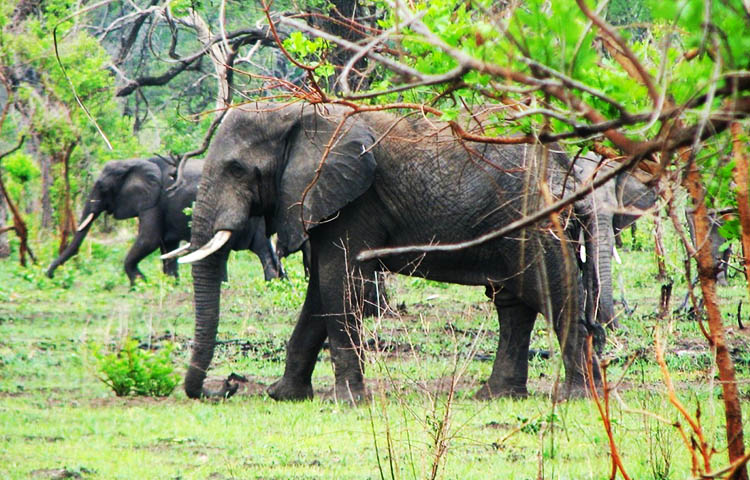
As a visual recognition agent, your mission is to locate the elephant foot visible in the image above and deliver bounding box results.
[475,382,528,400]
[266,377,313,401]
[128,273,146,288]
[554,378,595,401]
[334,380,369,405]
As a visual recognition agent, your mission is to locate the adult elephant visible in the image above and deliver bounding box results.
[574,153,657,328]
[177,103,601,401]
[46,156,283,285]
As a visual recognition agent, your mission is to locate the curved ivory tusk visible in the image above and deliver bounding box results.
[612,245,622,265]
[76,213,95,232]
[178,230,232,264]
[578,230,586,263]
[160,243,192,260]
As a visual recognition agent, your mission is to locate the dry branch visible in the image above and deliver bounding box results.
[0,136,36,266]
[684,158,747,479]
[730,122,750,301]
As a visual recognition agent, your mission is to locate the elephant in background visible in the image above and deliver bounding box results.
[686,209,734,286]
[176,103,601,401]
[574,153,657,328]
[46,156,283,285]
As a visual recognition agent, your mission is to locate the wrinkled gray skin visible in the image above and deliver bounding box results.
[574,154,657,328]
[46,156,283,285]
[185,103,601,401]
[686,210,733,286]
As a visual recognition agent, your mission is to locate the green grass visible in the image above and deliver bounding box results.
[1,222,749,479]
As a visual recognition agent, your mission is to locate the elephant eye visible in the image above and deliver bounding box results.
[227,161,245,179]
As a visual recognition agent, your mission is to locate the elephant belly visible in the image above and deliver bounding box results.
[380,238,544,289]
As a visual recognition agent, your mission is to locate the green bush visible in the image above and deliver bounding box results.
[91,338,180,397]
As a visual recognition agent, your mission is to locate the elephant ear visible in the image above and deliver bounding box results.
[613,171,657,230]
[615,172,656,211]
[100,159,163,219]
[274,113,376,255]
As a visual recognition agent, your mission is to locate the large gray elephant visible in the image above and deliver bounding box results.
[46,156,283,285]
[574,153,657,328]
[176,103,602,401]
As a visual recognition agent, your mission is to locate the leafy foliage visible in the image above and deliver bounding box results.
[91,339,180,397]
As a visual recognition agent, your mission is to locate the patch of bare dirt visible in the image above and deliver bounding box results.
[87,395,179,408]
[29,467,93,479]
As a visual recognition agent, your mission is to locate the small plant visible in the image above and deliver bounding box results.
[90,338,180,397]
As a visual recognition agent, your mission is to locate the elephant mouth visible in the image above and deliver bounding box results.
[178,230,233,264]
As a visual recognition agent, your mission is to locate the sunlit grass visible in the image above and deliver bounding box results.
[0,222,749,479]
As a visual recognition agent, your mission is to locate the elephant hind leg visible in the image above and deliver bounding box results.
[476,286,537,399]
[250,231,283,281]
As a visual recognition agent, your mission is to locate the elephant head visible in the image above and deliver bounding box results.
[46,158,166,278]
[180,103,376,398]
[575,153,657,328]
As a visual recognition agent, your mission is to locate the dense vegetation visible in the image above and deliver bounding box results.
[1,0,749,478]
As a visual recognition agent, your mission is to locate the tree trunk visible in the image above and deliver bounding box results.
[56,142,77,254]
[184,9,233,111]
[311,0,372,92]
[684,160,747,480]
[730,122,750,297]
[40,153,53,230]
[654,213,667,281]
[0,191,9,258]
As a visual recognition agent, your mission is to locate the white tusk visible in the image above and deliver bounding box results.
[612,245,622,265]
[160,243,192,260]
[178,230,232,264]
[579,229,586,263]
[76,213,95,232]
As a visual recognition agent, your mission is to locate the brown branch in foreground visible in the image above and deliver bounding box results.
[654,213,668,282]
[654,327,710,476]
[586,337,631,480]
[730,122,750,305]
[684,158,748,480]
[0,136,36,266]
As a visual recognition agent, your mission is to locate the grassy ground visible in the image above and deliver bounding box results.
[1,221,749,479]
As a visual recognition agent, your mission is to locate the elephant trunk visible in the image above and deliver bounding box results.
[184,190,234,399]
[585,213,617,329]
[46,208,101,278]
[185,252,230,398]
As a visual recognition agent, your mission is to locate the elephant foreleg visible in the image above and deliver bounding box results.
[267,254,326,401]
[124,208,162,285]
[476,287,537,399]
[551,288,599,399]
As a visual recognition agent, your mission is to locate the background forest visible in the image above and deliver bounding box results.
[1,0,750,479]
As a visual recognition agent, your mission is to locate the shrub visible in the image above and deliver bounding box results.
[91,338,180,397]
